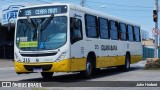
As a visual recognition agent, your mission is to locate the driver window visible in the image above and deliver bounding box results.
[71,18,83,44]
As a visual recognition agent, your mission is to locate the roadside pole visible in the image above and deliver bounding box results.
[154,0,159,58]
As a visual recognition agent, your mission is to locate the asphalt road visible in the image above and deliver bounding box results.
[0,61,160,90]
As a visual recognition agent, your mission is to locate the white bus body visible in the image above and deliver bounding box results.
[14,3,142,78]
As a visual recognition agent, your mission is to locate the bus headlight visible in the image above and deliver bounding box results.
[55,52,67,62]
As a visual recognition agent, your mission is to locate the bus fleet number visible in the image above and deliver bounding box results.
[23,58,30,63]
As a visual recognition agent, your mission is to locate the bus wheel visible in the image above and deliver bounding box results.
[123,55,130,71]
[81,60,93,78]
[41,72,53,79]
[118,55,130,71]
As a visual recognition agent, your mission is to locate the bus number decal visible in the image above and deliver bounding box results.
[25,10,31,16]
[23,58,30,63]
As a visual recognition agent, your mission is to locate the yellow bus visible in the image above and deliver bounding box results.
[14,3,142,79]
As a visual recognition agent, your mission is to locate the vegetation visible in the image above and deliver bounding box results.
[144,58,160,70]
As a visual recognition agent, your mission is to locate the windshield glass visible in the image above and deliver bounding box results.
[16,16,67,51]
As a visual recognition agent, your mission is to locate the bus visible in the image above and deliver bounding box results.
[14,3,142,79]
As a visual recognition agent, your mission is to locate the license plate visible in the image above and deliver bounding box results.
[33,68,42,72]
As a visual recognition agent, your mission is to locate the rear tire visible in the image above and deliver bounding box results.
[123,55,130,71]
[118,55,130,71]
[41,72,53,79]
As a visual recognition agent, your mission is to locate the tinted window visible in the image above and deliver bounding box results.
[134,26,141,42]
[70,18,83,44]
[99,18,109,39]
[127,25,134,41]
[119,23,127,40]
[16,16,67,51]
[85,14,98,38]
[110,20,118,40]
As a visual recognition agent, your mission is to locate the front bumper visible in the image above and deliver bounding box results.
[14,59,71,73]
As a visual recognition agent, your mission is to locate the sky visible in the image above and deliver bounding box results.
[0,0,156,38]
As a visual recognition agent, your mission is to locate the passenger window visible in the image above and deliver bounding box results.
[99,18,109,39]
[70,18,83,44]
[127,25,134,41]
[110,20,118,40]
[85,14,98,38]
[119,23,127,40]
[134,26,141,42]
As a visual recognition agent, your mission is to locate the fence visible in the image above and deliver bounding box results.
[143,46,160,59]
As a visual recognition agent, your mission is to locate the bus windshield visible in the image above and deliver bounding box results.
[16,16,67,51]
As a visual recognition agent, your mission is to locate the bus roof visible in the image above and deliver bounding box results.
[19,3,140,27]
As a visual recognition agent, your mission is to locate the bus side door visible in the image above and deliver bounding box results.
[70,11,85,71]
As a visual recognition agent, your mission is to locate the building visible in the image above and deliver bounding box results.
[142,38,160,58]
[0,2,49,59]
[141,29,149,40]
[0,17,15,59]
[142,39,154,58]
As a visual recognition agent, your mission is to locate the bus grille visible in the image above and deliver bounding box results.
[21,52,57,57]
[24,64,52,71]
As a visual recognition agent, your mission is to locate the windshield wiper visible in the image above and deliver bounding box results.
[27,16,38,40]
[37,14,54,43]
[27,16,36,30]
[39,14,54,31]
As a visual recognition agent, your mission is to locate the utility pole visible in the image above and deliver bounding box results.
[80,0,85,7]
[154,0,159,58]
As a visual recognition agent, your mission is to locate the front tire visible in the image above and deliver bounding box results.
[41,72,53,79]
[80,60,93,78]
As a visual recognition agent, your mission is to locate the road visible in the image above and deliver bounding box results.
[0,61,160,90]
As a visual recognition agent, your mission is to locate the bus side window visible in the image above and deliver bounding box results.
[70,18,83,44]
[127,25,134,41]
[134,26,141,42]
[110,20,118,40]
[119,23,127,41]
[99,18,109,39]
[85,14,98,38]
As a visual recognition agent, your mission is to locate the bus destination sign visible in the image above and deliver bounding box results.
[18,5,67,17]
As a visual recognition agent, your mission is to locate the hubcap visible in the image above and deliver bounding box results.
[126,58,130,69]
[86,62,92,75]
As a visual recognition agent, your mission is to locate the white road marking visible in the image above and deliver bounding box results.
[0,67,14,70]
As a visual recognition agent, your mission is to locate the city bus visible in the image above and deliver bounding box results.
[14,3,142,79]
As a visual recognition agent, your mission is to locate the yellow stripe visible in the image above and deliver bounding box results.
[131,55,142,64]
[70,58,86,71]
[14,58,86,73]
[14,55,142,73]
[96,56,111,68]
[96,56,125,68]
[14,59,71,73]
